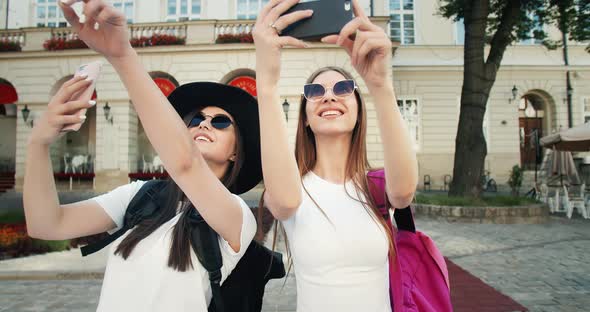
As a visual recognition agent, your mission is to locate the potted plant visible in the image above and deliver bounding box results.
[508,165,524,196]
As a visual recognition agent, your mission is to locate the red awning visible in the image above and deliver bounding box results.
[0,83,18,104]
[154,77,177,97]
[228,76,257,97]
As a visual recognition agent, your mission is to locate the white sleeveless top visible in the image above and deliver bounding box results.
[282,172,391,312]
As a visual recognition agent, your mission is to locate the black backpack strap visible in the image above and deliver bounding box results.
[187,208,225,312]
[393,206,415,233]
[80,226,127,256]
[81,180,166,257]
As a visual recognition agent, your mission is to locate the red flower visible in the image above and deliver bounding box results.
[215,33,253,44]
[0,39,22,52]
[0,223,28,249]
[42,37,88,51]
[130,34,185,48]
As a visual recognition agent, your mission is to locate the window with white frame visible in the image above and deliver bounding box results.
[583,97,590,123]
[455,18,465,45]
[237,0,269,19]
[167,0,201,21]
[35,0,67,27]
[389,0,415,44]
[112,0,134,24]
[397,98,420,149]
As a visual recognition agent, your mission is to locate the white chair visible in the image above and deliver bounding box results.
[142,154,154,173]
[152,155,164,173]
[85,155,93,173]
[63,154,72,173]
[537,183,549,204]
[576,183,589,220]
[71,155,87,174]
[563,185,588,219]
[548,188,561,213]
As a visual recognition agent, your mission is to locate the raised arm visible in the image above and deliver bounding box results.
[322,0,418,208]
[24,76,116,240]
[252,0,312,220]
[59,0,248,251]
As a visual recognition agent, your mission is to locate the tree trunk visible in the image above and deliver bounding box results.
[449,0,521,198]
[449,0,490,197]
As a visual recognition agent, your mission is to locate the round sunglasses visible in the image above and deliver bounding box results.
[189,113,233,130]
[303,79,357,102]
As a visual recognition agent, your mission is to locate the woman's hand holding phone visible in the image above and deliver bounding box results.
[320,0,393,89]
[253,0,312,86]
[29,76,96,146]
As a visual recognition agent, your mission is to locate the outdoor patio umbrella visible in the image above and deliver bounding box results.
[540,123,590,151]
[544,148,581,186]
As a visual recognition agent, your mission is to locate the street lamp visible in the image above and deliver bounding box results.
[21,105,33,127]
[511,85,518,100]
[21,105,29,122]
[282,99,290,121]
[508,85,518,104]
[103,102,113,124]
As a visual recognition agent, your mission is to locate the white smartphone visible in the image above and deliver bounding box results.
[62,61,102,132]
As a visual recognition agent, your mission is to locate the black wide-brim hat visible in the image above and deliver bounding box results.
[167,82,262,195]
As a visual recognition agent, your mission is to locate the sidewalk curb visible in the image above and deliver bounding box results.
[0,270,104,281]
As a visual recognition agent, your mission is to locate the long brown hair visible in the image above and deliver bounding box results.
[259,67,395,272]
[298,66,394,255]
[115,108,245,272]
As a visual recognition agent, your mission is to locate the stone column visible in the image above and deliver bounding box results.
[94,100,134,193]
[185,20,216,45]
[14,103,43,191]
[21,28,52,52]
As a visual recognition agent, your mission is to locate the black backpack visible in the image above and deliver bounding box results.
[81,180,286,312]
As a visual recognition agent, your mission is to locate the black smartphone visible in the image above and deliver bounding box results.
[280,0,353,41]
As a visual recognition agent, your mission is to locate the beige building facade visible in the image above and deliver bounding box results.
[0,0,589,192]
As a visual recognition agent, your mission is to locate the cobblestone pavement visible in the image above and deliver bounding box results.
[1,215,588,312]
[424,216,590,312]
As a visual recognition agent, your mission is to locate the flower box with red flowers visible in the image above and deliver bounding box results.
[43,37,88,51]
[130,34,186,47]
[215,33,254,44]
[0,40,22,52]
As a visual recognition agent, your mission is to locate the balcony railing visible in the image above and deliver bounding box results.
[0,30,25,46]
[130,22,187,40]
[0,17,389,53]
[214,20,255,37]
[50,26,79,40]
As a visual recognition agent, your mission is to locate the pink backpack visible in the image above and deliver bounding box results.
[368,169,453,312]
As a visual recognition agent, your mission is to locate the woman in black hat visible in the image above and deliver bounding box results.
[23,1,263,311]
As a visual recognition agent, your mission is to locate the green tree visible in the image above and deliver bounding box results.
[438,0,589,198]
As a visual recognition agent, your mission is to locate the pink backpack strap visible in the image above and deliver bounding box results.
[367,169,450,289]
[367,170,404,312]
[418,232,450,289]
[367,170,388,208]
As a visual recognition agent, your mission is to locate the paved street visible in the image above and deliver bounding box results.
[1,215,589,312]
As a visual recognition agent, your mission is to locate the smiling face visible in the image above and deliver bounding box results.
[188,106,237,168]
[304,70,359,137]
